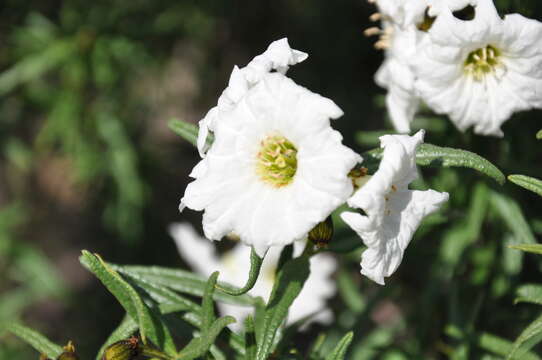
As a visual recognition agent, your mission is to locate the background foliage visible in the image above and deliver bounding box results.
[0,0,541,358]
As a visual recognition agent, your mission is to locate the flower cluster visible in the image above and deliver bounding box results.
[367,0,542,136]
[180,38,448,290]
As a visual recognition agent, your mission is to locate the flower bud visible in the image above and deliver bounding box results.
[102,336,140,360]
[57,341,79,360]
[308,216,334,249]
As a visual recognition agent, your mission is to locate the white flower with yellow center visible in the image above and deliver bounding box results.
[367,0,478,133]
[340,131,448,285]
[414,0,542,136]
[181,42,361,257]
[169,223,337,331]
[197,38,308,157]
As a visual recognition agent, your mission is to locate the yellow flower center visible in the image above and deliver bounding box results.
[464,45,502,81]
[256,134,298,187]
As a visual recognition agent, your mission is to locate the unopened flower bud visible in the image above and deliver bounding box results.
[308,216,334,249]
[57,341,79,360]
[102,337,140,360]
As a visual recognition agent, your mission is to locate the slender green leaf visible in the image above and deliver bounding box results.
[0,39,76,95]
[308,333,327,359]
[490,192,536,245]
[175,316,236,360]
[95,315,138,360]
[202,272,219,333]
[255,255,311,360]
[168,119,199,147]
[79,251,176,354]
[216,248,264,296]
[508,313,542,359]
[244,316,257,360]
[337,269,365,313]
[325,331,354,360]
[98,273,246,358]
[2,323,63,358]
[363,143,505,185]
[445,327,540,360]
[113,264,256,306]
[515,284,542,306]
[509,244,542,255]
[509,175,542,197]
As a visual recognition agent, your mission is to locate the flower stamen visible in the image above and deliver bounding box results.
[256,134,298,187]
[464,45,505,81]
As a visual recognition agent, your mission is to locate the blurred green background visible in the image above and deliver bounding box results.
[1,0,542,358]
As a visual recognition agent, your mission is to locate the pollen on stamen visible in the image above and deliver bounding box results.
[256,134,298,187]
[464,44,505,81]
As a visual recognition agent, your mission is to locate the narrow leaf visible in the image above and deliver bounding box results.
[515,284,542,306]
[2,323,63,358]
[255,255,311,360]
[509,175,542,197]
[202,272,219,333]
[509,244,542,255]
[113,264,255,306]
[0,40,76,95]
[216,248,264,296]
[363,143,505,185]
[508,313,542,359]
[95,315,138,360]
[490,192,537,245]
[325,331,354,360]
[79,251,175,354]
[176,316,236,360]
[168,119,199,147]
[244,316,257,360]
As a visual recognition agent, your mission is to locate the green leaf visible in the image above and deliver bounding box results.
[508,313,542,360]
[445,327,540,360]
[244,316,257,360]
[202,272,219,333]
[509,175,542,197]
[216,248,264,296]
[536,129,542,140]
[95,315,138,360]
[2,322,63,358]
[168,118,214,149]
[363,143,505,185]
[168,119,199,147]
[175,316,236,360]
[337,269,365,313]
[325,331,354,360]
[255,255,311,360]
[113,265,256,306]
[515,284,542,306]
[508,244,542,255]
[490,192,537,245]
[79,251,176,355]
[99,271,247,358]
[0,39,76,95]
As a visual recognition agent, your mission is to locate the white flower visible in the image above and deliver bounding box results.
[369,0,478,133]
[181,42,361,257]
[169,223,337,331]
[414,0,542,136]
[374,24,421,133]
[340,131,448,285]
[197,38,308,157]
